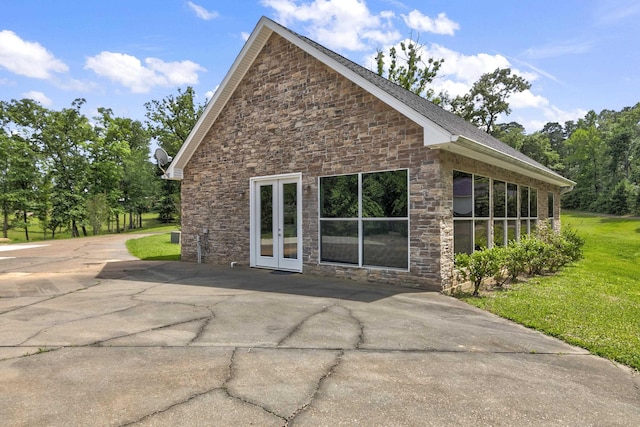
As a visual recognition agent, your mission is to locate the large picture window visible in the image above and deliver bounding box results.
[320,169,408,269]
[454,170,538,254]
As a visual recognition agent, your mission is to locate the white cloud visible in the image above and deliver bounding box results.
[543,105,588,124]
[262,0,400,51]
[21,90,53,106]
[187,1,219,20]
[204,85,219,101]
[0,30,68,79]
[509,90,549,109]
[241,32,251,41]
[523,39,593,59]
[401,10,459,36]
[515,105,588,133]
[85,52,205,93]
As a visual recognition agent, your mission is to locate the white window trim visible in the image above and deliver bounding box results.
[318,169,410,271]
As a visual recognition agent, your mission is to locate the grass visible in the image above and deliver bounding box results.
[125,233,181,261]
[462,211,640,371]
[1,213,179,244]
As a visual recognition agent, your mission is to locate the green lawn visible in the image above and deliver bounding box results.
[463,211,640,371]
[1,213,178,244]
[125,233,181,261]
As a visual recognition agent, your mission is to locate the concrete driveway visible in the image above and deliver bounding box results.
[0,235,638,426]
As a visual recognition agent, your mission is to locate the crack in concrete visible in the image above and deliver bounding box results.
[285,349,344,426]
[221,347,289,423]
[118,386,225,426]
[94,316,212,346]
[16,302,143,346]
[189,307,216,345]
[276,304,336,347]
[341,304,365,349]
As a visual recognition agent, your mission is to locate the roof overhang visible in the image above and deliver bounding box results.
[430,135,576,189]
[165,16,574,194]
[165,16,452,180]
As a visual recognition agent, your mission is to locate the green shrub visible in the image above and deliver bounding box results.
[502,241,528,282]
[490,246,509,287]
[559,225,585,263]
[455,248,501,296]
[455,223,585,294]
[518,236,551,276]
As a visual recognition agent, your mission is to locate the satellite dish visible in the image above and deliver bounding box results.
[154,148,172,166]
[154,148,173,177]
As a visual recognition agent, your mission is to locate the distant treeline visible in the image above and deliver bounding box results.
[492,103,640,215]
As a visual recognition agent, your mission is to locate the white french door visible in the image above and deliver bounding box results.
[250,174,302,272]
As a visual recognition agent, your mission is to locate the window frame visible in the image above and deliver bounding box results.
[453,169,539,254]
[318,169,410,271]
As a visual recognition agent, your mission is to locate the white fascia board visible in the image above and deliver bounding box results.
[432,136,576,189]
[166,18,274,180]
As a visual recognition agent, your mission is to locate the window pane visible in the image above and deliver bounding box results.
[362,170,407,218]
[520,186,529,217]
[454,220,473,254]
[260,185,273,257]
[520,219,529,238]
[494,220,505,247]
[548,192,554,218]
[282,183,298,259]
[507,183,518,217]
[320,220,358,264]
[474,220,488,250]
[493,180,506,218]
[453,171,472,217]
[507,220,517,243]
[363,220,408,269]
[474,175,490,217]
[530,189,538,217]
[320,175,358,218]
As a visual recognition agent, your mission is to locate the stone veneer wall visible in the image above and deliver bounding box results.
[180,33,448,290]
[180,32,563,291]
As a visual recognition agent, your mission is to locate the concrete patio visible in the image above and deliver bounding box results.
[0,235,638,426]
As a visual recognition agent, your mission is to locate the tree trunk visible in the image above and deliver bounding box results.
[116,214,120,233]
[72,219,79,238]
[129,211,133,229]
[23,211,29,241]
[123,213,126,232]
[2,207,8,239]
[82,225,87,236]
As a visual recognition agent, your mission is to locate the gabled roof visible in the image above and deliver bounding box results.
[166,16,574,189]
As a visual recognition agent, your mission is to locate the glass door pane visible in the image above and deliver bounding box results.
[260,184,273,257]
[281,182,298,259]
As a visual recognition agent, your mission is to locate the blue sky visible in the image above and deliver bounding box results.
[1,0,638,133]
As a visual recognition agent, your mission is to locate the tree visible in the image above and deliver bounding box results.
[541,122,566,156]
[85,193,110,235]
[520,132,562,171]
[608,180,631,215]
[0,100,44,240]
[375,37,444,102]
[145,86,205,223]
[40,99,94,238]
[446,68,531,134]
[145,86,205,156]
[563,126,608,210]
[491,122,526,150]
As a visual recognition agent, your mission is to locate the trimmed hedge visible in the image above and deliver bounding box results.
[455,222,585,296]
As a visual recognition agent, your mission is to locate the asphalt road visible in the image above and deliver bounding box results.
[0,234,638,426]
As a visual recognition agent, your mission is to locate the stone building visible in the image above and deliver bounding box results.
[165,16,574,291]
